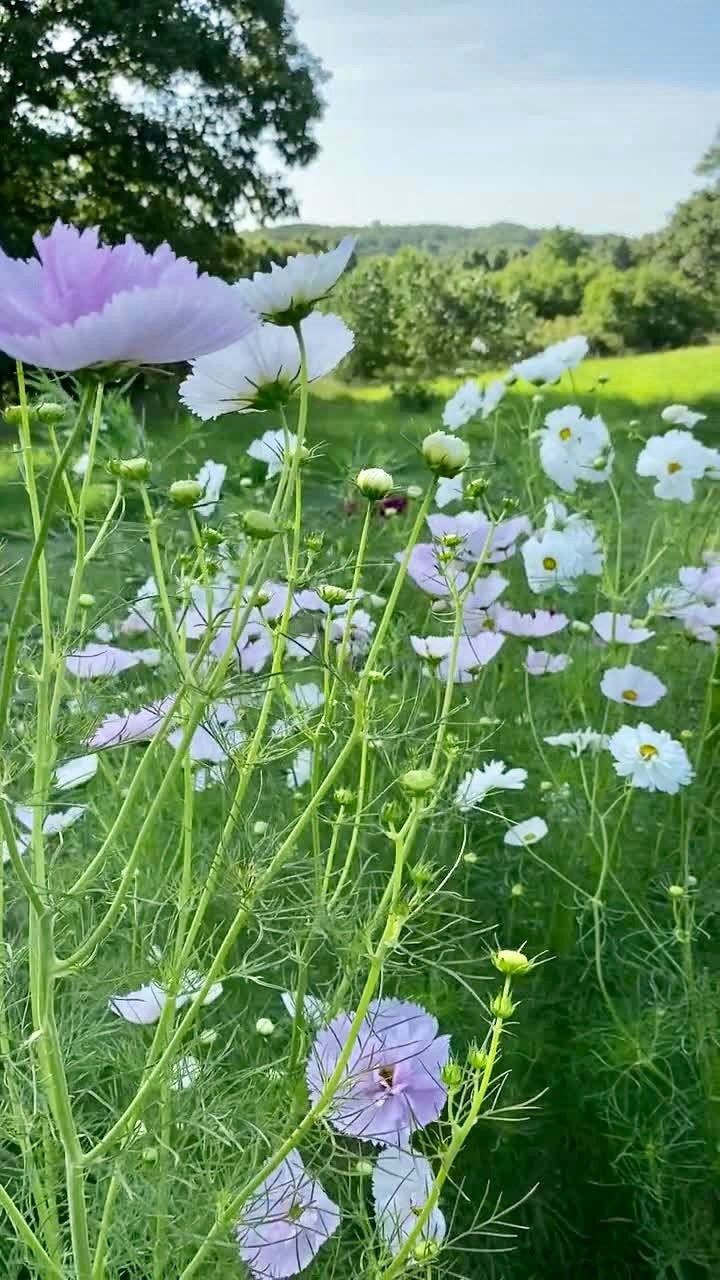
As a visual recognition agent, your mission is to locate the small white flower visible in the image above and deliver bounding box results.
[661,403,706,429]
[234,237,355,323]
[93,622,114,643]
[504,816,548,846]
[539,407,612,494]
[247,427,298,478]
[15,804,86,838]
[521,530,584,594]
[180,312,354,420]
[511,335,588,385]
[600,665,667,707]
[54,754,98,791]
[544,730,608,757]
[524,647,570,676]
[171,1053,201,1091]
[442,379,483,431]
[607,723,693,793]
[410,635,453,663]
[636,430,715,503]
[481,379,506,418]
[373,1147,446,1258]
[455,760,528,811]
[195,459,226,520]
[109,970,223,1025]
[591,612,654,645]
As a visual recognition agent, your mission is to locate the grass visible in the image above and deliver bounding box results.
[0,345,719,1280]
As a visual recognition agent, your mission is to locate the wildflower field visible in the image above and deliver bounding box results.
[0,227,719,1280]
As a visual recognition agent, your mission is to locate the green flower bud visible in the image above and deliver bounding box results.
[334,787,355,807]
[108,456,152,482]
[242,509,282,540]
[409,860,434,887]
[490,993,515,1020]
[668,884,685,899]
[355,1159,374,1177]
[422,430,469,478]
[679,729,693,742]
[142,1146,158,1164]
[305,532,324,553]
[492,948,533,976]
[199,1028,218,1046]
[35,401,67,425]
[169,479,204,507]
[77,593,95,608]
[366,669,387,685]
[255,1017,275,1037]
[465,476,489,499]
[441,1060,463,1089]
[318,584,352,607]
[252,820,268,836]
[414,1241,439,1262]
[571,619,591,635]
[356,467,394,499]
[3,405,23,426]
[398,768,436,796]
[463,851,479,865]
[510,882,524,897]
[467,1044,489,1070]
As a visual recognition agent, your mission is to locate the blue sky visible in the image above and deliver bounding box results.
[282,0,720,233]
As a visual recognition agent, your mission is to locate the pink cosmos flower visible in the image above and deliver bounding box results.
[88,697,174,749]
[445,632,505,682]
[402,544,469,597]
[235,1150,341,1279]
[306,999,449,1145]
[495,606,569,638]
[0,221,257,371]
[426,513,531,565]
[65,645,161,679]
[524,647,571,675]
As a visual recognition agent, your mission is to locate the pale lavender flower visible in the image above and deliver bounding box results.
[402,544,468,597]
[494,606,569,638]
[0,221,256,370]
[444,632,505,682]
[373,1146,446,1258]
[66,645,161,679]
[88,698,174,750]
[524,647,571,676]
[306,999,449,1145]
[235,1150,341,1278]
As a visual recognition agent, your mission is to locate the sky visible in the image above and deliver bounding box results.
[280,0,720,235]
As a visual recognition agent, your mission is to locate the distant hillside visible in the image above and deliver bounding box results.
[252,221,549,258]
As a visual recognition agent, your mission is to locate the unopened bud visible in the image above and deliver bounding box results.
[493,948,533,976]
[409,861,434,888]
[356,467,394,499]
[422,431,469,478]
[465,476,489,499]
[441,1060,463,1089]
[255,1017,275,1037]
[318,584,351,607]
[467,1044,489,1070]
[334,787,354,807]
[169,479,204,507]
[239,475,253,488]
[679,729,693,742]
[355,1159,374,1177]
[108,456,152,482]
[539,780,553,793]
[490,993,515,1019]
[252,820,268,836]
[305,532,324,553]
[510,882,524,897]
[3,405,23,426]
[668,884,685,899]
[463,851,479,865]
[366,669,386,685]
[398,768,436,796]
[571,619,591,635]
[142,1146,159,1164]
[406,484,423,499]
[242,509,281,540]
[199,1028,218,1046]
[78,593,95,608]
[36,401,67,425]
[414,1241,439,1262]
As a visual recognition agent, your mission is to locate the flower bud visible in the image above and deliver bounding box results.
[409,861,434,888]
[463,850,479,865]
[108,456,152,482]
[199,1028,218,1046]
[441,1060,463,1089]
[366,669,386,685]
[356,467,394,499]
[679,729,693,742]
[77,593,95,608]
[406,484,423,499]
[667,884,685,899]
[571,619,591,635]
[414,1241,439,1262]
[36,401,67,425]
[465,476,489,499]
[142,1146,159,1165]
[255,1017,275,1037]
[398,768,436,796]
[492,948,533,976]
[510,882,524,898]
[3,405,23,426]
[355,1159,374,1177]
[169,479,204,507]
[242,509,281,540]
[422,430,469,478]
[239,475,253,488]
[318,584,351,607]
[334,787,354,807]
[490,993,515,1019]
[467,1044,489,1070]
[253,820,268,836]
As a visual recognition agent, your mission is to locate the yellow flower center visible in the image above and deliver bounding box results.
[559,427,572,440]
[482,618,496,630]
[666,461,682,474]
[639,743,658,760]
[622,689,638,702]
[378,1064,395,1088]
[522,833,537,844]
[542,556,558,571]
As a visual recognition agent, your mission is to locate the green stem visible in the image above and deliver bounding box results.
[0,1180,63,1279]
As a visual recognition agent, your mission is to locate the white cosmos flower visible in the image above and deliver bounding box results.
[455,760,528,811]
[120,576,158,636]
[494,606,568,637]
[234,237,355,324]
[435,474,464,508]
[280,991,328,1029]
[410,635,453,663]
[172,1054,201,1091]
[504,816,548,846]
[521,530,584,594]
[195,459,226,520]
[373,1147,446,1258]
[247,427,298,478]
[524,647,571,675]
[179,312,354,420]
[544,730,608,757]
[636,430,715,503]
[481,379,506,417]
[442,379,483,430]
[539,407,612,494]
[15,804,86,838]
[511,335,589,385]
[54,754,98,790]
[607,723,693,793]
[287,746,313,789]
[109,970,223,1025]
[661,403,706,429]
[65,645,161,679]
[600,665,667,707]
[591,612,655,644]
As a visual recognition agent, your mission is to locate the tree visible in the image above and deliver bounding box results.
[696,125,720,186]
[657,189,720,310]
[496,234,597,320]
[0,0,326,273]
[582,266,712,353]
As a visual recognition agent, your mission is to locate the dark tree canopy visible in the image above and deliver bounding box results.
[0,0,326,272]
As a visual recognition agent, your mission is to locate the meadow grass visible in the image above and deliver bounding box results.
[0,345,718,1279]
